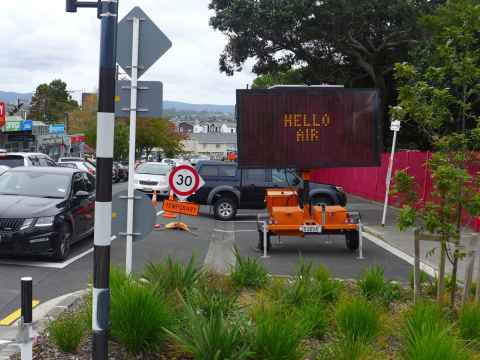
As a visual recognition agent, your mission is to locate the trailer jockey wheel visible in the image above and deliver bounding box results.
[345,230,360,251]
[257,230,272,251]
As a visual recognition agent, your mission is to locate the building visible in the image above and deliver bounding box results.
[192,120,236,134]
[182,133,237,160]
[178,122,194,134]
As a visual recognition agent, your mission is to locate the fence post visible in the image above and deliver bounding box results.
[413,229,421,303]
[18,277,33,360]
[462,235,478,305]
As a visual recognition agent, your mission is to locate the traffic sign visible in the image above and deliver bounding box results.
[111,190,156,242]
[163,199,200,217]
[115,80,163,118]
[117,6,172,79]
[169,164,205,198]
[390,120,401,132]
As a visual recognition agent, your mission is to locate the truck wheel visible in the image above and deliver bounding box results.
[311,195,333,206]
[214,197,237,221]
[345,231,359,251]
[257,230,271,251]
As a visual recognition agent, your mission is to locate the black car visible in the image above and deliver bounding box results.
[0,167,95,260]
[189,161,347,220]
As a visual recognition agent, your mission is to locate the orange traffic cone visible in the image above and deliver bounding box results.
[151,190,159,208]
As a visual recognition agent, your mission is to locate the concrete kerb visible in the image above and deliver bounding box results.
[0,289,89,360]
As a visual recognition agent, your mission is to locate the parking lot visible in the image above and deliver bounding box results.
[0,183,410,323]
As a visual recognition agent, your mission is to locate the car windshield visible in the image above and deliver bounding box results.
[136,163,170,175]
[0,155,24,168]
[0,171,71,198]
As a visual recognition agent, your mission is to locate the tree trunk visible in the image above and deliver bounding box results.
[438,240,447,304]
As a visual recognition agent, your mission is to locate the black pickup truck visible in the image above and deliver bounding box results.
[189,161,347,220]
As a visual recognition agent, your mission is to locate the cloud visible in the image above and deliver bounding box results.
[0,0,255,105]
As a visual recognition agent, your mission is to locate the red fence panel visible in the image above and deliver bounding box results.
[312,151,479,231]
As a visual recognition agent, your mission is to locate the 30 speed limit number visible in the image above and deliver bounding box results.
[168,165,204,198]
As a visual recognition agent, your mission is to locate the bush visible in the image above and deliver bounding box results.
[230,247,268,289]
[188,287,238,318]
[402,301,467,360]
[358,266,386,300]
[296,300,330,339]
[110,279,175,354]
[336,298,380,344]
[251,305,308,360]
[408,269,431,289]
[48,312,86,353]
[459,303,480,342]
[167,302,251,360]
[144,256,202,297]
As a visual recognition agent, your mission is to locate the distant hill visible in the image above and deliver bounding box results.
[0,91,32,103]
[163,101,234,113]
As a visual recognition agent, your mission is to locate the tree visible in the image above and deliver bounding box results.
[29,79,79,123]
[209,0,440,142]
[393,0,480,307]
[252,69,304,89]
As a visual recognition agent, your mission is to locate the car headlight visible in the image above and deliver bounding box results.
[335,186,344,193]
[20,218,34,230]
[35,216,55,227]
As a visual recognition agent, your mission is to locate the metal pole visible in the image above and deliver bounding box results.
[262,221,269,258]
[20,277,33,360]
[92,1,118,359]
[381,129,398,226]
[357,222,364,260]
[125,16,140,275]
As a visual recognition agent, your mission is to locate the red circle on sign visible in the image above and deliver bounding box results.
[169,164,201,197]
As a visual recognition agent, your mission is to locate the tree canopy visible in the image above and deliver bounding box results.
[209,0,442,145]
[29,79,79,123]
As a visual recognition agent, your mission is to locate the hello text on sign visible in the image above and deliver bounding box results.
[282,113,333,143]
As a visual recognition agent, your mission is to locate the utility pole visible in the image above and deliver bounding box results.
[66,1,119,359]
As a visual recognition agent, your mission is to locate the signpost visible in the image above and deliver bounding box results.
[116,6,172,275]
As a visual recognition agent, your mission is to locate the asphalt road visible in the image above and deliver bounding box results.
[0,187,409,322]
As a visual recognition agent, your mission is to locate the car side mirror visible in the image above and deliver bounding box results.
[74,190,90,199]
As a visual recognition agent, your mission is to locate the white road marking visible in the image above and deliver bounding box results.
[0,340,12,345]
[362,231,437,278]
[204,227,236,274]
[0,236,117,270]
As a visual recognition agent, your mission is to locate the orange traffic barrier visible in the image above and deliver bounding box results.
[162,191,177,219]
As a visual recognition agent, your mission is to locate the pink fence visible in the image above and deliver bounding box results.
[311,151,480,231]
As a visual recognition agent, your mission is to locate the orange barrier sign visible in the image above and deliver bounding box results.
[163,199,199,217]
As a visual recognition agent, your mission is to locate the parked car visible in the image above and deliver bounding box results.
[0,167,95,260]
[0,152,56,168]
[113,162,128,181]
[189,161,347,220]
[57,161,96,176]
[134,162,171,197]
[0,166,8,176]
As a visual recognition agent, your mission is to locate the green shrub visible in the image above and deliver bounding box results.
[167,303,251,360]
[459,303,480,341]
[230,247,268,289]
[251,305,308,360]
[48,312,86,354]
[296,300,330,339]
[144,256,202,296]
[188,287,238,318]
[408,269,430,289]
[110,279,175,354]
[402,301,467,360]
[336,298,380,344]
[358,266,386,300]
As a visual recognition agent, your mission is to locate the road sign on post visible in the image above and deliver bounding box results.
[117,7,172,79]
[169,164,205,200]
[117,6,172,275]
[115,80,163,118]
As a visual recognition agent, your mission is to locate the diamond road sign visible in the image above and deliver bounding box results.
[117,6,172,79]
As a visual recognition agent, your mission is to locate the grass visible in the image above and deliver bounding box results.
[144,256,202,297]
[401,301,467,360]
[250,304,308,360]
[167,301,251,360]
[110,277,175,354]
[296,300,330,339]
[358,266,386,300]
[335,297,380,343]
[230,247,268,289]
[48,311,86,353]
[459,303,480,342]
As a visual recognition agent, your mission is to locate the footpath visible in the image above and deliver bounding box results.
[348,195,478,283]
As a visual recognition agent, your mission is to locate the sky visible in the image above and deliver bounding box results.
[0,0,256,105]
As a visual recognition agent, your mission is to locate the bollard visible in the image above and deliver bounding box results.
[18,277,33,360]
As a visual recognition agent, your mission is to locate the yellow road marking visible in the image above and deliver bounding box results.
[0,300,40,326]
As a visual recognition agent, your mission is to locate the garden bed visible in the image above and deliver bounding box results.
[14,252,480,360]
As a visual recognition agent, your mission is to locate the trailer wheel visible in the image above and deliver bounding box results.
[345,231,359,251]
[257,230,272,251]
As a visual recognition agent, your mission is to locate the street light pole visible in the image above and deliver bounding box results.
[66,1,119,359]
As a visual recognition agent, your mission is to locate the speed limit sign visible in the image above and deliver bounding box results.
[169,164,205,198]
